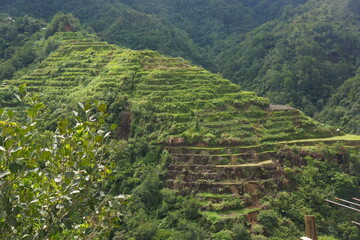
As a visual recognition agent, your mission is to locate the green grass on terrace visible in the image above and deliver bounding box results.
[201,208,260,223]
[196,193,234,198]
[215,160,274,168]
[280,134,360,143]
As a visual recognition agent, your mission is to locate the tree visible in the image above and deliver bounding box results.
[0,87,121,239]
[45,13,81,38]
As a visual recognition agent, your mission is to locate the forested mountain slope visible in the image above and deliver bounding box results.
[216,0,360,116]
[0,15,359,239]
[0,0,210,68]
[317,68,360,134]
[0,0,315,71]
[0,0,359,133]
[117,0,308,47]
[0,15,46,81]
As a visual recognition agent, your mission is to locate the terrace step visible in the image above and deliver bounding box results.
[168,160,276,179]
[166,144,276,155]
[170,152,276,165]
[165,179,275,194]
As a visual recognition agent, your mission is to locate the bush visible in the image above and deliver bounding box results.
[251,235,268,240]
[181,197,201,220]
[177,218,207,240]
[211,230,234,240]
[134,221,158,240]
[131,171,163,210]
[232,223,250,240]
[45,13,82,38]
[252,224,264,235]
[257,210,280,232]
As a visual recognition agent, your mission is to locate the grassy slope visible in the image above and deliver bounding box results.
[0,1,358,135]
[0,32,340,146]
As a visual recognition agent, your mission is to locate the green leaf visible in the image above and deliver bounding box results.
[97,103,107,113]
[10,146,22,153]
[95,135,103,142]
[78,102,85,110]
[0,210,7,221]
[19,83,27,94]
[65,171,75,179]
[41,150,51,160]
[110,124,117,131]
[7,215,18,227]
[0,146,5,151]
[27,108,36,119]
[34,102,46,111]
[84,102,92,112]
[104,132,111,138]
[7,110,14,118]
[58,118,69,133]
[14,93,22,102]
[5,139,15,149]
[0,171,10,178]
[0,108,4,116]
[9,163,20,174]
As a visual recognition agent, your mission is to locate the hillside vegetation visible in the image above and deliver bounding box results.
[0,5,359,240]
[0,23,359,238]
[0,0,359,132]
[317,68,360,134]
[0,14,46,81]
[0,31,338,146]
[217,0,360,117]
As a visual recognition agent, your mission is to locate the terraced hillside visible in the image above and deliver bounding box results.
[166,144,278,194]
[0,32,338,145]
[1,31,357,229]
[165,135,360,225]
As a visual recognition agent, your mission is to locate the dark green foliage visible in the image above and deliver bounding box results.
[44,12,82,38]
[0,15,46,81]
[262,144,360,239]
[132,171,163,210]
[348,0,360,16]
[0,63,15,80]
[317,68,360,134]
[232,223,251,240]
[134,221,158,240]
[118,188,209,239]
[257,210,280,232]
[217,1,360,117]
[211,229,233,240]
[0,0,309,71]
[174,218,207,240]
[181,197,201,220]
[119,0,306,47]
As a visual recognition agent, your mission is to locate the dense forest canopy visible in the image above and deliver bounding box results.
[0,1,359,239]
[0,14,46,81]
[317,68,360,134]
[218,2,360,116]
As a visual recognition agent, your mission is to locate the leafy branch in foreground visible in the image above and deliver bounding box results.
[0,88,121,239]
